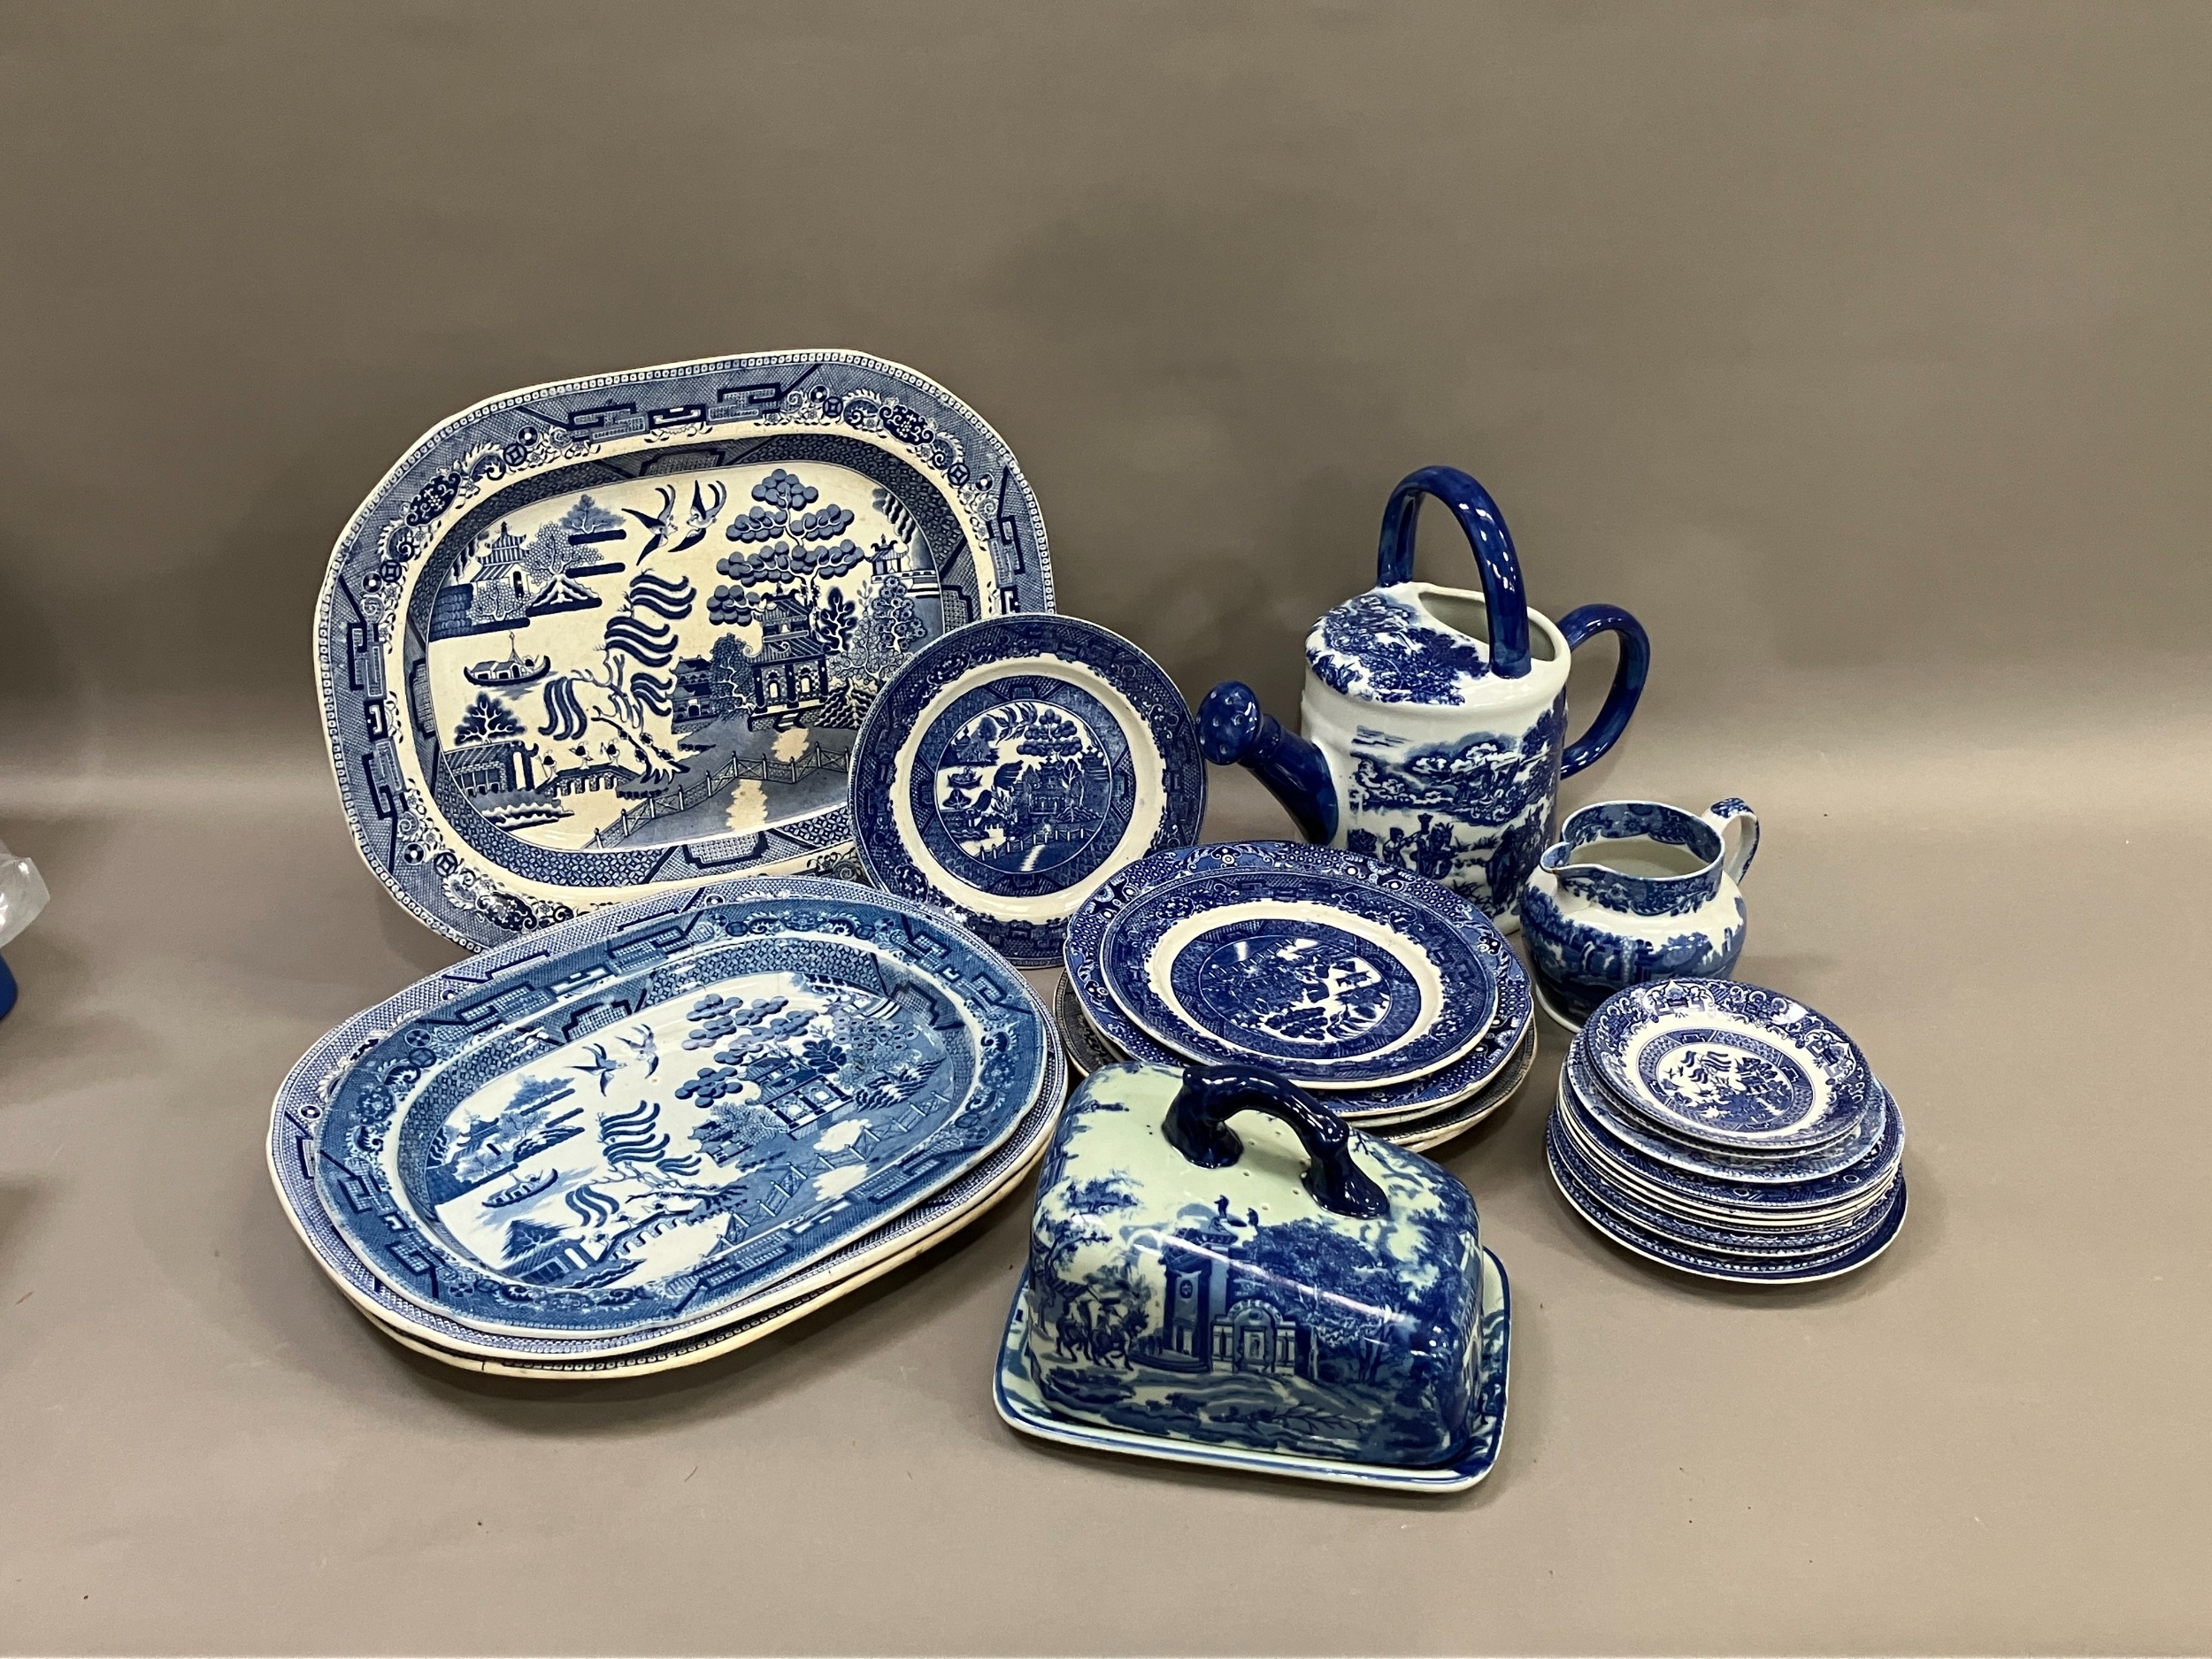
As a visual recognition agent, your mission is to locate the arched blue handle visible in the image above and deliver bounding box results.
[1163,1065,1388,1220]
[1375,465,1532,680]
[1555,603,1650,778]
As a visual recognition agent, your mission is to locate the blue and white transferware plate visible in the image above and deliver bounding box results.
[1054,973,1125,1080]
[995,1248,1509,1493]
[273,878,1048,1356]
[1064,841,1530,1116]
[1548,1129,1909,1285]
[273,987,1064,1375]
[1581,979,1873,1154]
[849,617,1203,966]
[317,352,1053,949]
[1097,863,1497,1087]
[1563,1041,1894,1189]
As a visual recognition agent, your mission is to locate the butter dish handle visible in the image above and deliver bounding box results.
[1164,1065,1390,1220]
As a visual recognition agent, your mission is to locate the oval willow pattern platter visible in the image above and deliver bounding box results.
[1581,979,1872,1153]
[849,617,1203,965]
[318,351,1054,949]
[273,980,1064,1373]
[279,879,1048,1353]
[1062,841,1531,1116]
[1096,865,1497,1088]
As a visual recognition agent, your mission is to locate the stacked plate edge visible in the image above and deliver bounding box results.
[267,876,1064,1378]
[1546,978,1908,1283]
[1059,840,1539,1149]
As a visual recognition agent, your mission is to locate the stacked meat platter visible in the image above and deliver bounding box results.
[273,349,1906,1485]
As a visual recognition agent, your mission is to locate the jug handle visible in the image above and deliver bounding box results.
[1375,465,1532,680]
[1702,797,1760,883]
[1555,603,1651,778]
[1164,1065,1389,1220]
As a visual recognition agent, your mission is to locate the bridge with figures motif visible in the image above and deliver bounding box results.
[589,744,842,848]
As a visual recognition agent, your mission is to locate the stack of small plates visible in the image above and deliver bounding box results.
[1547,979,1908,1283]
[266,877,1063,1378]
[1059,841,1536,1151]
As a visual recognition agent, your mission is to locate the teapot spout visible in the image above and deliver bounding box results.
[1197,681,1339,845]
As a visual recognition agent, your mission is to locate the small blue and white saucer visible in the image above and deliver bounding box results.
[1581,979,1873,1155]
[851,617,1204,966]
[1096,864,1499,1088]
[1563,1044,1902,1199]
[994,1248,1510,1492]
[1063,841,1532,1118]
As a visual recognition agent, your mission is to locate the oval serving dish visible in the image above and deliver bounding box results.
[318,350,1053,949]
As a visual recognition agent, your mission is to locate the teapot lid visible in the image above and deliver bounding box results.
[1305,584,1501,709]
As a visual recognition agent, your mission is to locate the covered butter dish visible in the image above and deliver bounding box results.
[995,1060,1511,1488]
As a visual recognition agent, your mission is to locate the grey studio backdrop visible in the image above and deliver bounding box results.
[1,4,2207,1655]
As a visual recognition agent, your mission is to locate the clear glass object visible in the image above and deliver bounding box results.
[0,835,48,951]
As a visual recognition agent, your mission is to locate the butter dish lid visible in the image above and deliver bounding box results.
[1021,1060,1486,1468]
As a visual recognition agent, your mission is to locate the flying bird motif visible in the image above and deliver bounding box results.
[618,1025,660,1079]
[624,486,680,559]
[625,480,727,560]
[673,479,727,553]
[573,1042,621,1094]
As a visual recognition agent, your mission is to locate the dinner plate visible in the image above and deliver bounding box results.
[1096,864,1496,1088]
[994,1248,1510,1493]
[1581,979,1873,1153]
[1563,1043,1901,1194]
[271,878,1050,1357]
[275,972,1064,1373]
[1386,1033,1539,1151]
[1548,1134,1909,1284]
[1063,841,1531,1118]
[318,350,1053,949]
[850,617,1202,965]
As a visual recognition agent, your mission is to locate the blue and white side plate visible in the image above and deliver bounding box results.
[1096,864,1498,1088]
[1563,1045,1901,1198]
[317,351,1054,949]
[1548,1130,1908,1284]
[1581,979,1873,1154]
[1064,841,1531,1117]
[270,878,1050,1357]
[850,617,1203,966]
[994,1248,1509,1493]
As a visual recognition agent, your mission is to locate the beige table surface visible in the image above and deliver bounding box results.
[4,4,2209,1653]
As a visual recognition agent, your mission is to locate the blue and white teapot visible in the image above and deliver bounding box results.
[1199,466,1649,921]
